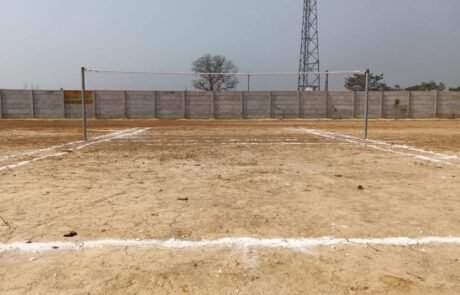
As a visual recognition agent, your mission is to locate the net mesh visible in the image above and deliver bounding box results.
[85,69,365,91]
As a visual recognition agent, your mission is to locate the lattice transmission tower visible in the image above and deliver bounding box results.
[298,0,320,91]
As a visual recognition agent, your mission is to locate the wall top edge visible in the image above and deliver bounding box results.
[0,89,459,94]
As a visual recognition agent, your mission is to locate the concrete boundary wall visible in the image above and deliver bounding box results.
[33,90,65,119]
[0,89,459,119]
[1,90,32,118]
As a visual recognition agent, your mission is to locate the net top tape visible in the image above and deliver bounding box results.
[85,69,366,76]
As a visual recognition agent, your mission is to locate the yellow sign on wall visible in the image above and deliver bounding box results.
[64,90,93,104]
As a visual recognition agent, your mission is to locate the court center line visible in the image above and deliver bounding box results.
[143,142,350,146]
[1,236,460,252]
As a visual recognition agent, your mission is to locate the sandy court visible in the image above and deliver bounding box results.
[1,119,460,294]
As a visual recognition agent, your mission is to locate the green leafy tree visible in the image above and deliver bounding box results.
[383,84,404,91]
[405,81,446,91]
[449,86,460,91]
[344,72,389,91]
[192,54,239,91]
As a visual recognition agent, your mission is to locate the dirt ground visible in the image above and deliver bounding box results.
[1,119,460,294]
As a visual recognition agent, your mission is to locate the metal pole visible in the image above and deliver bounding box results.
[364,69,370,139]
[247,73,250,91]
[0,89,3,119]
[81,67,88,141]
[325,70,329,91]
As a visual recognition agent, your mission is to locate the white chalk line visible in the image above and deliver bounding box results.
[124,137,351,146]
[337,132,457,161]
[0,141,83,163]
[144,142,351,146]
[0,128,150,172]
[74,128,149,150]
[1,236,460,252]
[0,129,136,163]
[298,128,460,168]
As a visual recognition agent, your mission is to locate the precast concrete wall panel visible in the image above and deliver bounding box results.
[272,92,298,118]
[438,92,460,118]
[383,92,409,119]
[328,92,354,119]
[355,92,381,119]
[65,104,80,118]
[96,91,125,119]
[126,91,155,119]
[185,92,212,119]
[243,92,270,119]
[34,90,63,119]
[300,92,326,118]
[410,91,435,118]
[65,104,95,119]
[1,90,32,118]
[156,92,183,119]
[215,92,242,119]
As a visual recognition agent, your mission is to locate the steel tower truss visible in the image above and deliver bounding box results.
[298,0,320,91]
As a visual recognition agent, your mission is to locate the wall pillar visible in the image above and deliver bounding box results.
[240,92,244,119]
[182,91,187,119]
[352,91,357,119]
[325,91,329,118]
[92,90,97,119]
[407,91,412,118]
[123,91,128,119]
[30,90,35,118]
[268,91,272,118]
[433,90,439,118]
[153,91,157,119]
[210,91,215,119]
[297,91,301,118]
[380,90,385,118]
[61,90,66,118]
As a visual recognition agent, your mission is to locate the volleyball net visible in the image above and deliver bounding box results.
[84,69,366,92]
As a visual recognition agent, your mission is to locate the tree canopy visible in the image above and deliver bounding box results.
[192,54,239,91]
[449,86,460,91]
[344,72,389,91]
[405,81,446,91]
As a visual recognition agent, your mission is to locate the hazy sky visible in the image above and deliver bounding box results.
[1,0,459,90]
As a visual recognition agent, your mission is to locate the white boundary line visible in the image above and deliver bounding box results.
[0,141,83,163]
[337,132,457,160]
[144,142,350,146]
[0,128,150,172]
[0,129,138,163]
[1,237,460,252]
[124,137,352,146]
[298,128,460,167]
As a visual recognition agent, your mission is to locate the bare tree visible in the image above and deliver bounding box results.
[192,54,239,91]
[23,82,40,90]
